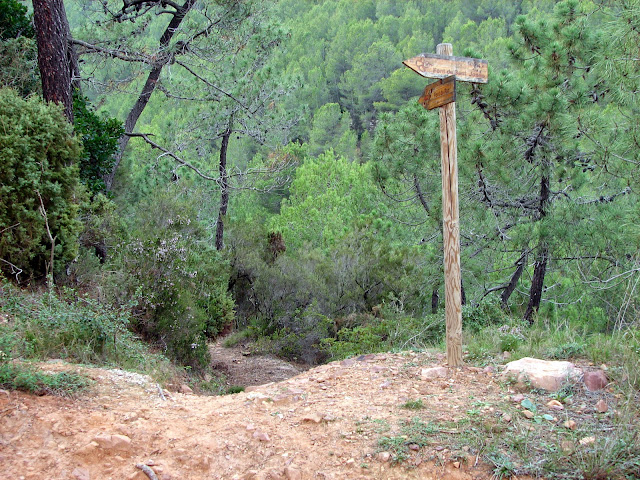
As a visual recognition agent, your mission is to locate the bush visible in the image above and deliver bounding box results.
[108,187,235,369]
[0,88,84,281]
[321,303,445,360]
[0,363,89,396]
[0,278,172,377]
[462,296,509,333]
[73,92,124,195]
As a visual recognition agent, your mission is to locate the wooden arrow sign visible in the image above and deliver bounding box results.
[404,44,489,367]
[404,53,488,84]
[419,75,456,110]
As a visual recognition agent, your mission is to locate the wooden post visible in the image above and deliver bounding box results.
[436,43,462,367]
[404,44,487,367]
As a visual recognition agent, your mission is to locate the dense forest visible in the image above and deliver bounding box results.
[1,0,638,382]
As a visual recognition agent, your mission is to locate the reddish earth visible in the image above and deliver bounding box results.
[0,348,511,480]
[1,346,618,480]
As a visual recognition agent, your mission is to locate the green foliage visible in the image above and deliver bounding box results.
[0,0,34,39]
[321,306,444,360]
[72,92,124,195]
[260,310,335,364]
[109,187,235,369]
[0,279,167,372]
[0,37,39,96]
[462,297,511,333]
[0,89,84,280]
[400,398,424,410]
[0,363,89,396]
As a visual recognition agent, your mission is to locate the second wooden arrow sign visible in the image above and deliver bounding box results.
[419,75,456,110]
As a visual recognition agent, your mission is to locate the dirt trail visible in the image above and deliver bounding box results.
[209,339,307,388]
[0,349,510,480]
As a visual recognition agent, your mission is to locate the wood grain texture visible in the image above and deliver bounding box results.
[437,43,463,367]
[419,75,456,110]
[404,51,488,84]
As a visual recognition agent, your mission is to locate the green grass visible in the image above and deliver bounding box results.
[0,362,89,396]
[400,398,425,410]
[0,279,178,390]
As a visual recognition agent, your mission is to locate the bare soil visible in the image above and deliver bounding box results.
[0,346,621,480]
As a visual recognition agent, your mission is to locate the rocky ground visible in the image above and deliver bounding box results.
[0,345,625,480]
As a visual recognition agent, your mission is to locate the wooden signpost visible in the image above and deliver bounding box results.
[404,44,488,367]
[419,75,456,111]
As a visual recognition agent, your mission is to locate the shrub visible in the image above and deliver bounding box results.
[0,362,89,396]
[108,187,235,369]
[0,279,168,372]
[462,296,509,333]
[0,89,84,281]
[72,92,124,195]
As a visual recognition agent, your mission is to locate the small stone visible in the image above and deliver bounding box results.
[340,359,356,367]
[380,381,392,389]
[302,414,323,424]
[246,424,256,431]
[483,366,495,374]
[502,351,512,360]
[283,466,302,480]
[579,436,595,446]
[252,431,270,442]
[563,420,577,430]
[511,394,525,403]
[420,366,448,380]
[502,414,512,423]
[92,433,132,451]
[76,441,99,455]
[180,384,193,395]
[584,371,608,391]
[595,399,608,413]
[546,400,564,410]
[453,461,461,469]
[72,467,90,480]
[408,443,419,451]
[378,452,391,462]
[246,392,269,400]
[522,410,535,419]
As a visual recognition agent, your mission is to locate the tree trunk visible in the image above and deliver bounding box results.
[215,123,232,250]
[32,0,74,122]
[431,287,439,314]
[501,251,527,309]
[461,279,467,306]
[524,245,548,324]
[104,0,196,191]
[524,173,550,324]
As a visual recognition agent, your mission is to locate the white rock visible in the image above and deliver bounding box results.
[502,357,581,391]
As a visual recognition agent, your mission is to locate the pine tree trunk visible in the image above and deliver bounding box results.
[524,246,548,324]
[431,287,439,314]
[104,0,196,191]
[524,173,550,324]
[501,251,527,309]
[215,124,232,251]
[32,0,74,122]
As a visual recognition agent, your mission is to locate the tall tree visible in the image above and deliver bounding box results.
[465,0,637,322]
[71,0,278,190]
[32,0,76,122]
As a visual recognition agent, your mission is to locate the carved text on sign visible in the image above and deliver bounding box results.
[403,53,488,84]
[419,75,456,110]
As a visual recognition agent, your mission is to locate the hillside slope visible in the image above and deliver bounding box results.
[0,351,618,479]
